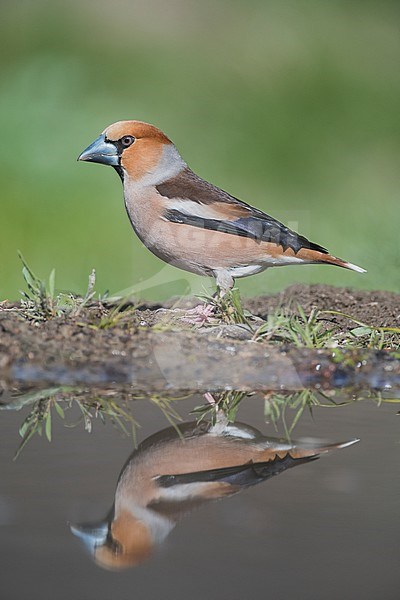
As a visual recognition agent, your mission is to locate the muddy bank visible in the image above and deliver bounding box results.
[158,284,400,330]
[246,285,400,326]
[3,334,400,392]
[0,285,399,392]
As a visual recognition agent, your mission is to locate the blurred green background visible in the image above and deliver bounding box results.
[1,0,399,300]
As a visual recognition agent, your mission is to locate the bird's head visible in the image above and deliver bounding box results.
[71,510,153,571]
[78,120,184,184]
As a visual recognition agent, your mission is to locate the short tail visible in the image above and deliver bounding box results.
[298,248,366,273]
[260,437,360,461]
[249,437,359,483]
[320,254,366,273]
[285,438,360,459]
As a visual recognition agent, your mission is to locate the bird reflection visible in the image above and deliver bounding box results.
[71,420,358,570]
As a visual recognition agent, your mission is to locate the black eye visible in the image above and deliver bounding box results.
[120,135,135,148]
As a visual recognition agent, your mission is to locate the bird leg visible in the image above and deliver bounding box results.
[204,393,229,431]
[182,271,240,326]
[214,270,235,297]
[204,392,217,405]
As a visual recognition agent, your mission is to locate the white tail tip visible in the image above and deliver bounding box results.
[345,262,367,274]
[335,438,360,449]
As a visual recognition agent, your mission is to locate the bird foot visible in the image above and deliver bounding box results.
[204,392,217,405]
[181,303,218,326]
[204,393,230,432]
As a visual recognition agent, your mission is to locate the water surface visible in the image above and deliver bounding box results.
[1,392,399,600]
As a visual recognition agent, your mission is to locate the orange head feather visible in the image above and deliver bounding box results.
[93,510,153,571]
[103,120,173,180]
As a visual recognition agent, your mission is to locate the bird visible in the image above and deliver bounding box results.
[78,120,365,295]
[71,419,358,570]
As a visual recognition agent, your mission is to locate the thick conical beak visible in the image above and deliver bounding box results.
[70,521,109,554]
[77,134,119,166]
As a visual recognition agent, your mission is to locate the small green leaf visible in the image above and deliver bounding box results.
[19,419,32,438]
[48,269,56,299]
[22,266,34,287]
[350,326,373,337]
[54,402,65,419]
[45,410,52,442]
[14,427,37,460]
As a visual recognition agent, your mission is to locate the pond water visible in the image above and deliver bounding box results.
[0,387,399,600]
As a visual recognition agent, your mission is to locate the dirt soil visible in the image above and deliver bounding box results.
[245,284,400,328]
[141,284,400,331]
[0,285,399,364]
[0,284,399,392]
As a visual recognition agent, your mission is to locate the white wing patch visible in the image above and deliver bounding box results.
[164,199,230,219]
[155,482,220,502]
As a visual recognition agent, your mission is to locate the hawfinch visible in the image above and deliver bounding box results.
[78,121,365,294]
[71,420,358,570]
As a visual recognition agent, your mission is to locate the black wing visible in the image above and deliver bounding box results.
[156,455,319,490]
[158,168,328,255]
[164,209,328,254]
